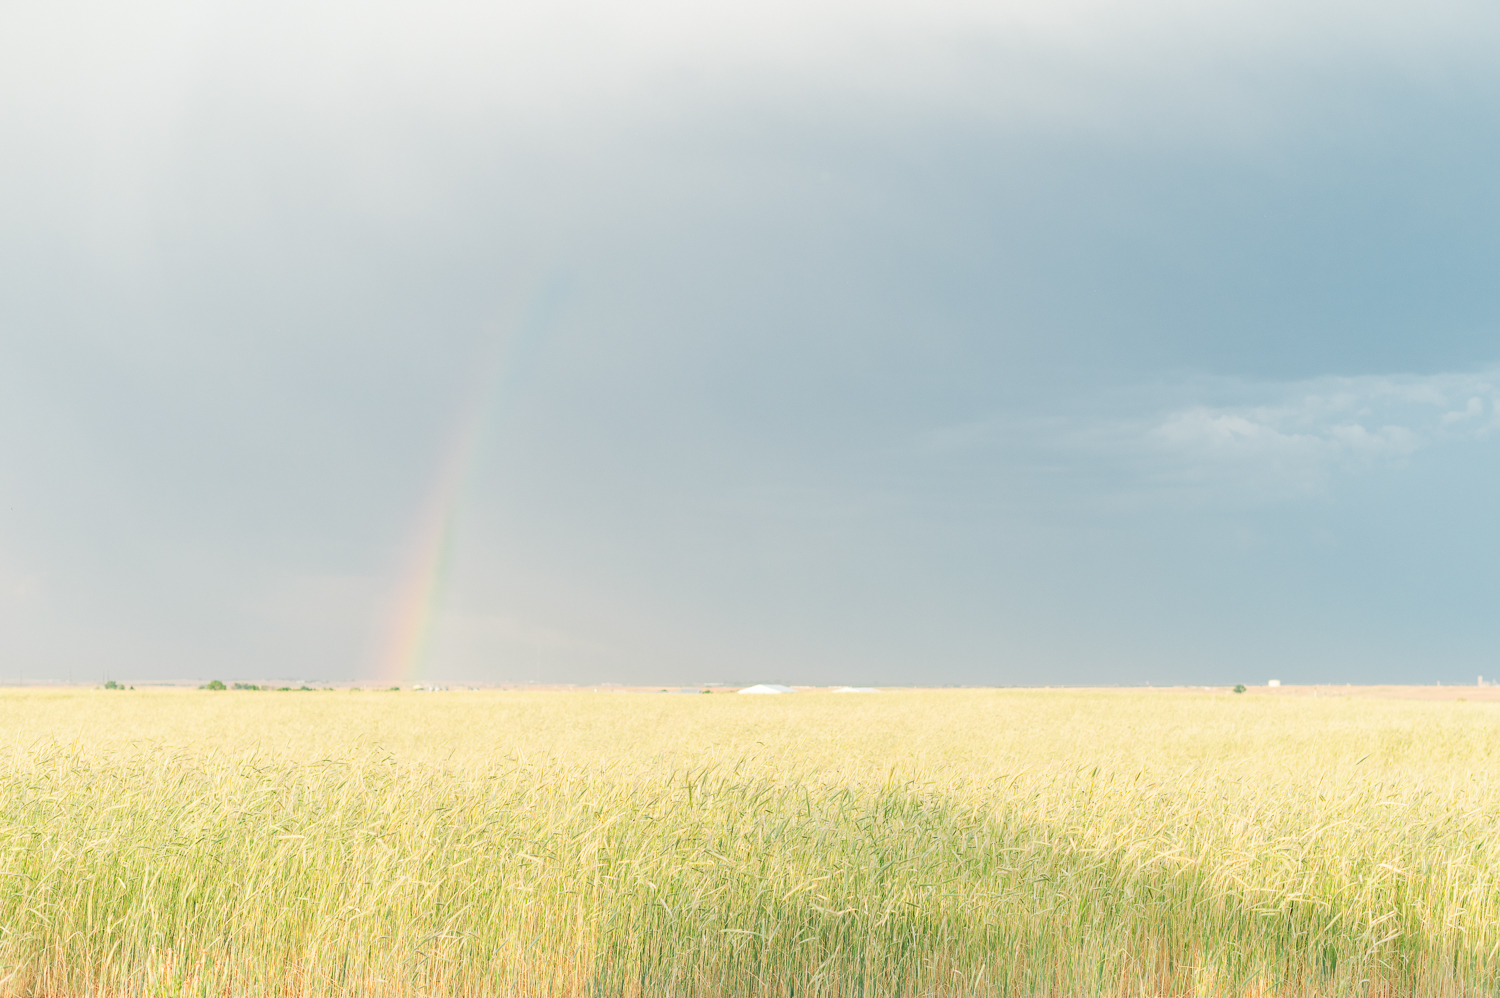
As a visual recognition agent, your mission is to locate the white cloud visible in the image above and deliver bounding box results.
[914,368,1500,508]
[1142,370,1500,499]
[1441,397,1486,424]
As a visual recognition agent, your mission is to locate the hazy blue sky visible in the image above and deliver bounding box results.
[5,0,1500,686]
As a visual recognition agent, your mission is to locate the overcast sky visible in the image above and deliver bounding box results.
[5,0,1500,687]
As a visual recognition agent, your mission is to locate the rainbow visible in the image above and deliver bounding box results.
[375,277,569,687]
[374,404,477,688]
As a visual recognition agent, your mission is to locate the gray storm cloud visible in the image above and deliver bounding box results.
[4,0,1500,686]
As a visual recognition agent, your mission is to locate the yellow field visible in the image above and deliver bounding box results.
[1,688,1497,996]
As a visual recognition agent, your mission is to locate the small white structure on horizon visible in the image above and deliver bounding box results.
[833,687,880,693]
[737,684,795,694]
[1268,679,1281,687]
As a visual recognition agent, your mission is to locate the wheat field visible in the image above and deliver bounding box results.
[1,687,1497,997]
